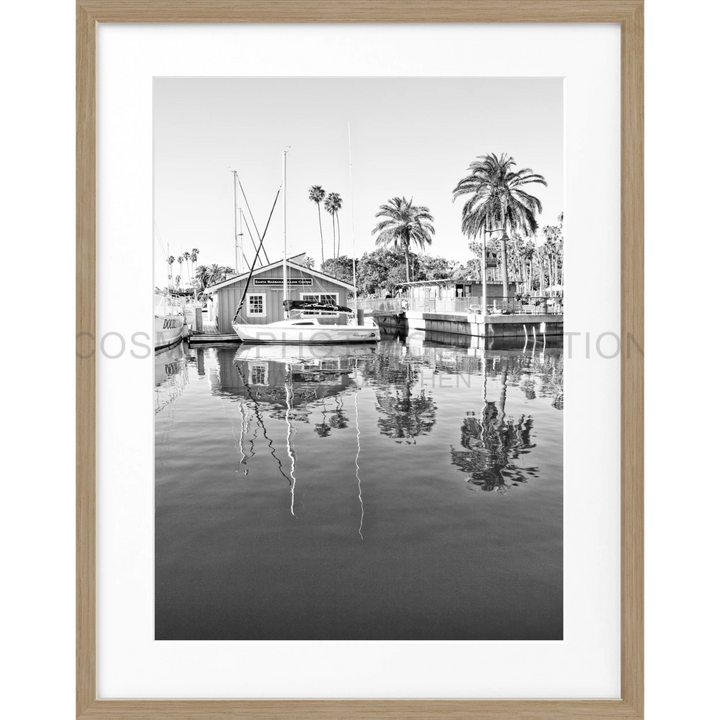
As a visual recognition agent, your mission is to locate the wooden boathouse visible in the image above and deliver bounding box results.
[206,257,357,334]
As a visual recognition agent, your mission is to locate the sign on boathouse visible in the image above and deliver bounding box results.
[253,278,313,286]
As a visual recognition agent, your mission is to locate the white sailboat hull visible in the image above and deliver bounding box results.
[155,314,186,350]
[232,319,380,344]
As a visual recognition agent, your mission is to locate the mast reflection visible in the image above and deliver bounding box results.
[230,344,376,524]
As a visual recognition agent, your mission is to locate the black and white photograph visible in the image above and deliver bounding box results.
[154,77,564,641]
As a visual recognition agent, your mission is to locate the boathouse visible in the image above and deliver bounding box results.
[206,257,357,333]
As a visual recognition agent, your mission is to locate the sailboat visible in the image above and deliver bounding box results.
[231,149,380,345]
[232,309,380,344]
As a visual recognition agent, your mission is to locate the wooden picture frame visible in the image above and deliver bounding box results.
[77,1,643,717]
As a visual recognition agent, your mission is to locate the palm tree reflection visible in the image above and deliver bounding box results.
[450,369,538,493]
[328,396,350,430]
[314,399,332,438]
[376,384,436,443]
[363,343,437,444]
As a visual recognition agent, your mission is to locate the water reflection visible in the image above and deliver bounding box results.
[231,345,367,414]
[353,387,365,539]
[155,333,564,640]
[154,341,190,414]
[451,381,539,493]
[231,345,376,520]
[435,344,562,494]
[155,337,562,499]
[362,344,437,443]
[154,340,563,527]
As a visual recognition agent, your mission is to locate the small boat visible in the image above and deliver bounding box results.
[155,293,187,350]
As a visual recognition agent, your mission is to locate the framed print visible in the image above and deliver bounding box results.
[77,1,643,718]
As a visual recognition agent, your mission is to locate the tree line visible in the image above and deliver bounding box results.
[165,152,562,299]
[310,152,563,298]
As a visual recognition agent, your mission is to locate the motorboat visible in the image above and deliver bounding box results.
[155,293,187,350]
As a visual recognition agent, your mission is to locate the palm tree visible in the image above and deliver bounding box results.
[196,263,236,291]
[183,251,191,286]
[453,153,546,300]
[332,193,343,256]
[191,248,200,282]
[167,255,175,289]
[195,264,207,288]
[324,192,343,259]
[308,186,326,264]
[371,197,435,283]
[177,255,185,286]
[542,213,564,292]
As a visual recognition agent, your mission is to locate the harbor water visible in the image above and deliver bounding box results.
[155,333,563,640]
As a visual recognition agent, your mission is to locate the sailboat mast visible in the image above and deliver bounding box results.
[348,122,357,315]
[282,148,289,309]
[238,209,244,274]
[233,169,239,273]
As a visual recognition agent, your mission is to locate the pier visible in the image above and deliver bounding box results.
[357,278,563,342]
[189,332,241,345]
[371,309,562,340]
[360,294,563,341]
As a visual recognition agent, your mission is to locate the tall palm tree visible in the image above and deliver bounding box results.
[167,255,175,289]
[308,186,326,264]
[521,242,535,295]
[183,251,191,286]
[332,193,343,257]
[324,192,343,259]
[195,265,210,292]
[542,213,564,292]
[453,153,546,299]
[372,197,435,283]
[191,248,200,282]
[176,255,185,286]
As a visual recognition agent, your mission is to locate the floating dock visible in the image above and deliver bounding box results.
[371,310,563,340]
[188,332,241,344]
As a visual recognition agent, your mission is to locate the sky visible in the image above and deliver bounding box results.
[154,77,563,287]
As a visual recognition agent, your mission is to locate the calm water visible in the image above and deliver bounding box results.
[155,333,563,640]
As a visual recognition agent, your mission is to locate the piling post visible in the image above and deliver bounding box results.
[195,306,203,334]
[357,308,365,326]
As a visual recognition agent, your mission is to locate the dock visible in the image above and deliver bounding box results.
[371,309,563,341]
[189,332,241,344]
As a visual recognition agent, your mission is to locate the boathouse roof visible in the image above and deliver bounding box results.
[205,256,357,293]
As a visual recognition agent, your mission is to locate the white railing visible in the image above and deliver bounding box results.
[358,295,562,316]
[356,297,404,314]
